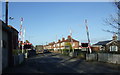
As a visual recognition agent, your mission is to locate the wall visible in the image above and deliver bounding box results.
[86,53,120,64]
[98,53,120,64]
[0,28,2,74]
[86,53,97,61]
[13,54,24,66]
[2,31,9,69]
[98,53,108,62]
[91,47,100,52]
[72,42,79,49]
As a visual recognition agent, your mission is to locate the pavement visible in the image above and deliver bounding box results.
[2,52,120,74]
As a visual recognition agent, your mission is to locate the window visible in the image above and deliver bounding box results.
[72,43,75,46]
[81,43,88,47]
[110,46,118,51]
[100,46,105,51]
[1,40,7,48]
[61,42,65,46]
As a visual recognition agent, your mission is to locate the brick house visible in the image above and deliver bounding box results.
[92,34,120,52]
[48,42,55,50]
[63,35,79,49]
[44,35,79,50]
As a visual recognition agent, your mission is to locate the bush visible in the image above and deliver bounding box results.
[61,49,70,56]
[48,49,54,51]
[77,53,86,59]
[75,50,86,59]
[13,49,22,55]
[13,49,28,55]
[13,49,19,55]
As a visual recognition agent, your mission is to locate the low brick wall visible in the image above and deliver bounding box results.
[86,53,120,64]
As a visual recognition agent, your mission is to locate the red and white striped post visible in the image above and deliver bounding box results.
[19,17,24,53]
[85,19,92,53]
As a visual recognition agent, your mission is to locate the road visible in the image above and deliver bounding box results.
[2,52,120,74]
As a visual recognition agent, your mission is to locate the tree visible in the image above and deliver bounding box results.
[26,40,30,43]
[103,1,120,39]
[65,42,72,50]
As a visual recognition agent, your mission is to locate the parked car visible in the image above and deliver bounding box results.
[43,49,49,53]
[28,50,36,57]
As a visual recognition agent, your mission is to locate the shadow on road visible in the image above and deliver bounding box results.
[2,53,120,74]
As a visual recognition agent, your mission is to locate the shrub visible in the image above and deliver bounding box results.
[77,53,86,59]
[13,49,28,55]
[61,49,70,56]
[48,49,53,51]
[13,49,22,55]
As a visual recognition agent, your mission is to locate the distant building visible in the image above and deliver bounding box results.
[61,35,79,50]
[80,43,89,51]
[44,35,79,50]
[24,42,33,50]
[35,45,44,53]
[18,39,33,51]
[92,34,120,52]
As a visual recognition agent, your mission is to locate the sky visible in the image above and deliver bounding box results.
[1,2,118,46]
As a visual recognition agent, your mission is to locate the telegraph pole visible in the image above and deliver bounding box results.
[5,0,8,26]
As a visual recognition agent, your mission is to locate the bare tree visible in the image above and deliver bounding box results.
[103,1,120,37]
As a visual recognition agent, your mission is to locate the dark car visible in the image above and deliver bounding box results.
[43,49,49,53]
[28,50,36,57]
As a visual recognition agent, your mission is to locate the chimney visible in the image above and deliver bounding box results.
[68,35,71,39]
[58,39,61,42]
[62,38,65,41]
[112,34,117,41]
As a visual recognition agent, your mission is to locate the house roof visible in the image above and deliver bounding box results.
[8,25,19,33]
[48,42,55,45]
[65,38,79,42]
[36,45,43,47]
[1,20,12,32]
[94,40,112,46]
[117,40,120,44]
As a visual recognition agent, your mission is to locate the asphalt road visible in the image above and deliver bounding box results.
[2,52,120,74]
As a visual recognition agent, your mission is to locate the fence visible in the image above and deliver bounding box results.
[86,53,120,64]
[86,53,97,61]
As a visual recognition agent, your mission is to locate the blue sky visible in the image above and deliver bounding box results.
[2,2,118,46]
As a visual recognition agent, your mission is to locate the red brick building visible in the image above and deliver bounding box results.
[44,35,79,50]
